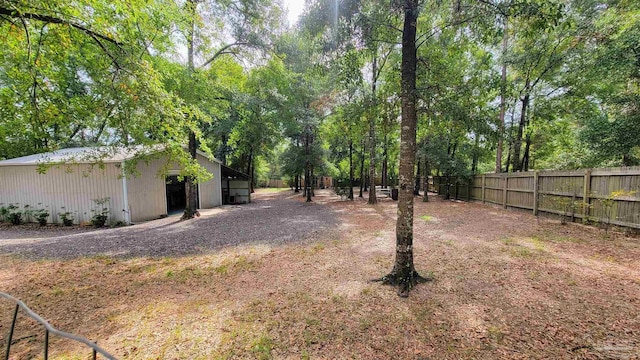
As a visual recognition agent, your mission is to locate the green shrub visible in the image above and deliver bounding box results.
[0,204,8,222]
[59,207,74,226]
[32,208,50,226]
[7,204,22,225]
[90,197,110,228]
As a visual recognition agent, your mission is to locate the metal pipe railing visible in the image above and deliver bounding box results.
[1,292,117,360]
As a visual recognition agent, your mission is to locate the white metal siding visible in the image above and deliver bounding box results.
[197,154,222,208]
[0,164,126,224]
[125,158,167,222]
[125,154,221,222]
[0,153,222,225]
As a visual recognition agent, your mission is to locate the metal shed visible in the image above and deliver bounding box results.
[0,147,223,224]
[221,165,251,205]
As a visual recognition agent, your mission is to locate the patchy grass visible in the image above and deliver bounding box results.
[1,190,639,359]
[420,215,434,222]
[255,188,290,193]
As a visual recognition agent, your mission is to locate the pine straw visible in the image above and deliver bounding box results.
[1,189,639,359]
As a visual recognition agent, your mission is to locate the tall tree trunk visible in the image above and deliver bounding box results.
[512,83,530,172]
[496,17,508,173]
[382,133,388,189]
[359,140,365,198]
[376,0,428,297]
[219,134,228,165]
[414,157,421,196]
[522,134,531,171]
[184,132,199,219]
[423,157,429,202]
[368,53,378,205]
[472,132,480,174]
[250,158,256,193]
[183,0,199,220]
[311,166,315,197]
[294,174,299,193]
[349,139,354,200]
[305,132,312,202]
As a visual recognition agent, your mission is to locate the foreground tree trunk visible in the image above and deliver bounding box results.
[183,2,199,220]
[375,0,428,297]
[183,132,199,219]
[294,174,299,192]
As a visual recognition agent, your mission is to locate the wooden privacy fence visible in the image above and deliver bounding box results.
[432,166,640,229]
[266,179,287,188]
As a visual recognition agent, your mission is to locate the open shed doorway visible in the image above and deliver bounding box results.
[221,165,251,205]
[166,175,199,215]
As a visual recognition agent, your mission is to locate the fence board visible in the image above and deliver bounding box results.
[432,165,640,229]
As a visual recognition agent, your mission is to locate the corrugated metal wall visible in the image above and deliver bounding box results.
[0,154,223,225]
[125,154,222,222]
[197,154,222,208]
[125,158,167,222]
[0,164,126,224]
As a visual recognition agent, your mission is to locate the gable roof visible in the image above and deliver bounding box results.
[0,146,221,166]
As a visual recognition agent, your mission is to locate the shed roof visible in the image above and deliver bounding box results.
[222,165,251,180]
[0,146,221,166]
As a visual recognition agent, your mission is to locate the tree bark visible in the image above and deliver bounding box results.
[472,132,480,174]
[382,133,388,189]
[305,132,312,202]
[349,139,354,200]
[359,140,365,198]
[423,157,429,202]
[183,1,199,220]
[311,166,315,197]
[496,17,508,173]
[183,132,199,219]
[375,0,428,297]
[294,174,299,193]
[512,82,530,172]
[522,133,531,171]
[414,157,421,196]
[368,53,378,205]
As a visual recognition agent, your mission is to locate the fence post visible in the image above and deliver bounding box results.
[502,174,508,209]
[482,175,486,204]
[533,171,539,216]
[583,169,592,224]
[467,177,472,201]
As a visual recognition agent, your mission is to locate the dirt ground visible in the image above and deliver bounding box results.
[0,189,639,359]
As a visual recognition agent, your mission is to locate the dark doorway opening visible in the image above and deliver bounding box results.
[166,176,186,214]
[166,176,200,215]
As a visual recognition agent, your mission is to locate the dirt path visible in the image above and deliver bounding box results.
[0,190,339,259]
[1,189,638,359]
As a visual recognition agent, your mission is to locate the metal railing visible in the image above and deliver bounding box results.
[1,292,117,360]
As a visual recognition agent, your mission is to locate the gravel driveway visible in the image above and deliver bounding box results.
[0,190,339,259]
